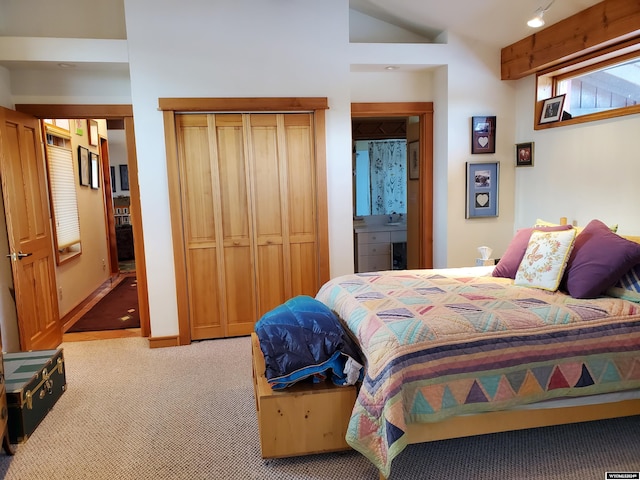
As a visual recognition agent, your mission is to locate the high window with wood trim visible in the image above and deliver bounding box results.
[536,39,640,129]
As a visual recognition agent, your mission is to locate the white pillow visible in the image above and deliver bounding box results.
[514,228,577,291]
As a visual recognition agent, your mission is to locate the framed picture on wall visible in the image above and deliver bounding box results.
[120,165,129,191]
[408,141,419,180]
[110,166,117,192]
[471,116,496,154]
[78,146,90,186]
[90,152,100,189]
[466,161,499,218]
[515,142,534,167]
[88,119,99,146]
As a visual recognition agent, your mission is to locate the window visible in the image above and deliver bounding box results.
[536,40,640,128]
[44,125,82,264]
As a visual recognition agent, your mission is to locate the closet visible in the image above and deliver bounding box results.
[172,110,326,340]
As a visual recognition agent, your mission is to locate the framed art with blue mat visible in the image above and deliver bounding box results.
[466,161,499,218]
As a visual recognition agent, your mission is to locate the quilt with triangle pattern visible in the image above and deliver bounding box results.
[315,268,640,478]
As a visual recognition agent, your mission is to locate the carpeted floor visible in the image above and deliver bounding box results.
[67,278,139,332]
[0,336,638,480]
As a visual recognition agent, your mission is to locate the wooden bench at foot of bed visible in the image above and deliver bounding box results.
[251,333,357,458]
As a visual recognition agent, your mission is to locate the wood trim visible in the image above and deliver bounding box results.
[351,102,434,269]
[124,117,151,339]
[163,110,191,346]
[501,0,640,80]
[148,335,180,348]
[419,112,434,269]
[15,104,133,119]
[158,97,329,112]
[100,137,120,275]
[405,398,640,444]
[352,102,434,117]
[314,109,330,284]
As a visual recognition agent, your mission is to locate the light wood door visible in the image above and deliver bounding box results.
[0,107,61,350]
[175,112,319,340]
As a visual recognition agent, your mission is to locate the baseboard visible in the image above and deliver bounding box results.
[148,335,180,348]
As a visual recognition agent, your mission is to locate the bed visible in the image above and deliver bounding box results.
[313,218,640,479]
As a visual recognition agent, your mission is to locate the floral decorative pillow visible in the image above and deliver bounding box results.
[514,228,577,291]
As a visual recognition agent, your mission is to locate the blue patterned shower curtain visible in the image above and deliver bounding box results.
[368,140,407,215]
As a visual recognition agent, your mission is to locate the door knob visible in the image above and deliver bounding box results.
[5,251,32,261]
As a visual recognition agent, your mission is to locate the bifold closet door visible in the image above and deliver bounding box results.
[176,112,319,340]
[248,113,318,318]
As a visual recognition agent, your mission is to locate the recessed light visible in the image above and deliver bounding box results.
[385,65,399,70]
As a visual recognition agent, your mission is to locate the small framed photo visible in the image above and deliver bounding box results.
[120,164,130,191]
[471,116,496,154]
[408,141,419,180]
[515,142,534,167]
[539,95,565,124]
[90,152,100,189]
[88,119,99,146]
[78,146,90,186]
[466,161,499,218]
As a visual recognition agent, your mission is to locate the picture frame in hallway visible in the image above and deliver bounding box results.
[78,146,90,186]
[88,119,99,146]
[120,165,129,191]
[110,166,117,192]
[408,141,419,180]
[90,152,100,189]
[466,161,499,218]
[471,116,496,154]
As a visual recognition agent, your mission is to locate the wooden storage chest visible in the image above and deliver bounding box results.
[251,333,356,458]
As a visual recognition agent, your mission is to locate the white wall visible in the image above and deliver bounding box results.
[0,66,12,108]
[514,75,640,236]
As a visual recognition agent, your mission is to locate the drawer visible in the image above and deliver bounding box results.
[362,243,390,256]
[390,230,407,243]
[357,231,391,245]
[360,254,391,272]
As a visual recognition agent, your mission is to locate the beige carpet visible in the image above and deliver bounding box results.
[0,336,638,480]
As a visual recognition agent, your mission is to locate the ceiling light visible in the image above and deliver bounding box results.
[385,65,399,71]
[57,63,76,68]
[527,0,555,28]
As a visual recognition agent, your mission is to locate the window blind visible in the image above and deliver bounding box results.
[46,143,81,249]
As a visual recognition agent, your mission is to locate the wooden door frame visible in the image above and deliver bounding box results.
[159,97,330,346]
[351,102,434,268]
[14,104,150,339]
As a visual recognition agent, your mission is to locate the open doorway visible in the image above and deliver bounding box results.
[351,102,434,270]
[13,104,149,342]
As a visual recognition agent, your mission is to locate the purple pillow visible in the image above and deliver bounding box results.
[493,225,573,279]
[563,219,640,299]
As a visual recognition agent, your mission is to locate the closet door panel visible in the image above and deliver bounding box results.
[249,115,287,314]
[214,115,256,335]
[223,245,256,336]
[188,248,223,339]
[290,242,318,297]
[176,115,224,340]
[284,114,318,295]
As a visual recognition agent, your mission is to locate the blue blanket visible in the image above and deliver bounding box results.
[255,295,363,389]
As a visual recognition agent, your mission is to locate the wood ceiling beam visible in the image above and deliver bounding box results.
[501,0,640,80]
